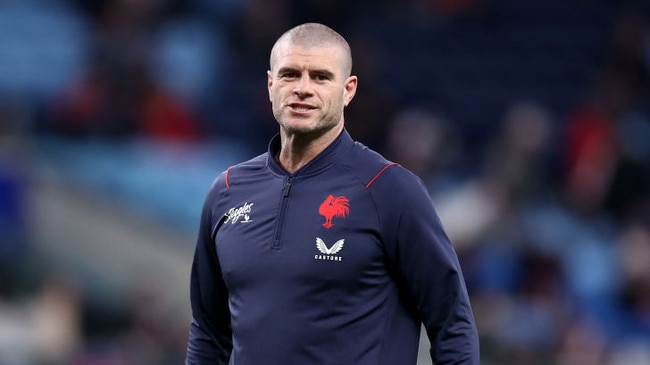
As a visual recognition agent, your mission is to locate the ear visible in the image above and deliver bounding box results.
[267,70,273,101]
[343,76,358,107]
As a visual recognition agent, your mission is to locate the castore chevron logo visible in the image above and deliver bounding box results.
[314,237,344,262]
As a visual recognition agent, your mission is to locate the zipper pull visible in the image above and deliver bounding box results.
[283,177,292,196]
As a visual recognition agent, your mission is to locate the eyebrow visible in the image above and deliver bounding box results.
[276,66,335,80]
[276,66,298,75]
[312,69,335,79]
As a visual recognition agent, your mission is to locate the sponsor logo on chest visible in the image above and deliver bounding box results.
[314,237,344,261]
[224,202,254,224]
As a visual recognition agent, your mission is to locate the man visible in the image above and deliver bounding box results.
[185,23,479,364]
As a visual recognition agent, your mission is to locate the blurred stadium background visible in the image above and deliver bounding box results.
[1,0,650,364]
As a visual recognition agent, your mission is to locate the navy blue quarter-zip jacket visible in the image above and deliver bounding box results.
[185,129,479,364]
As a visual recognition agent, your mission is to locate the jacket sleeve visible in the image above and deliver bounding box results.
[185,181,232,364]
[379,169,480,364]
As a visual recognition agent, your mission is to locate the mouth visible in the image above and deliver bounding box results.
[287,103,317,113]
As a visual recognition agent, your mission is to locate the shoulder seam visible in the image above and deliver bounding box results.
[365,163,400,188]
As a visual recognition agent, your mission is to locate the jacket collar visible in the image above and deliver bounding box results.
[267,129,354,177]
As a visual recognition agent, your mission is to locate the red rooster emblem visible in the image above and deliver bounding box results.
[318,194,350,229]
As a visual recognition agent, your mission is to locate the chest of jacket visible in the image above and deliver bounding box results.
[214,172,391,298]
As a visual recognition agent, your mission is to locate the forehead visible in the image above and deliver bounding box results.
[272,42,345,72]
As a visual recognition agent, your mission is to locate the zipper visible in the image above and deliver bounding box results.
[272,176,293,249]
[283,176,293,196]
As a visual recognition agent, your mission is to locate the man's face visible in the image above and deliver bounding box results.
[268,42,357,138]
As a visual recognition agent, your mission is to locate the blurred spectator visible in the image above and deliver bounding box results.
[50,0,201,141]
[384,107,465,196]
[435,100,552,248]
[483,100,555,204]
[562,70,622,217]
[0,268,81,365]
[616,224,650,342]
[557,317,608,365]
[562,7,650,222]
[51,53,200,141]
[604,118,650,222]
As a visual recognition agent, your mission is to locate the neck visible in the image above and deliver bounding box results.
[276,125,342,174]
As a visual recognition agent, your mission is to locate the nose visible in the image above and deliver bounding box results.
[293,74,313,97]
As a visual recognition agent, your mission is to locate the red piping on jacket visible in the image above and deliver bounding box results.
[365,163,400,188]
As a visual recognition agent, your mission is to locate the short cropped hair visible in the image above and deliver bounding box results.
[269,23,353,77]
